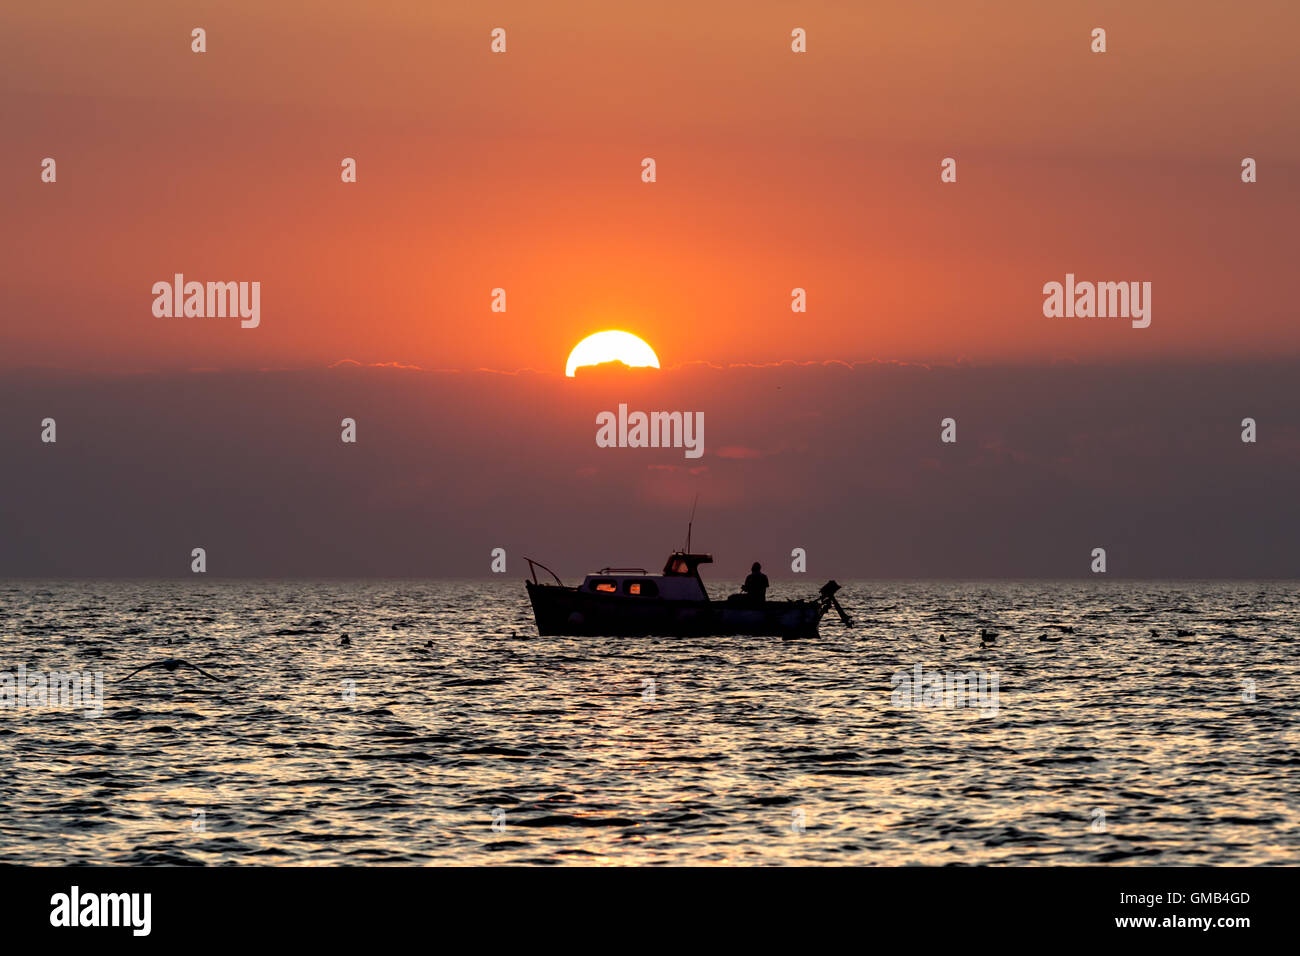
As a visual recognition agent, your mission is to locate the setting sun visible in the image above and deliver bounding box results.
[565,330,661,377]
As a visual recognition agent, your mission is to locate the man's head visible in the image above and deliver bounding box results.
[752,562,761,573]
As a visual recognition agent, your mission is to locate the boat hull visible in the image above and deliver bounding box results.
[525,582,824,638]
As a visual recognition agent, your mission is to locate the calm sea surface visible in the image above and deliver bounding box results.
[1,579,1296,865]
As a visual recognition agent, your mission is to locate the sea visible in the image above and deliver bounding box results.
[1,579,1296,865]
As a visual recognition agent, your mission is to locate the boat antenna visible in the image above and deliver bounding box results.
[685,494,699,552]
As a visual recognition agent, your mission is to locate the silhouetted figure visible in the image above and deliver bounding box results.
[741,562,769,604]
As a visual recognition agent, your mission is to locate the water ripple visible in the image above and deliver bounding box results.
[0,579,1296,864]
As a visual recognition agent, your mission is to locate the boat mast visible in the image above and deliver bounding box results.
[684,494,699,553]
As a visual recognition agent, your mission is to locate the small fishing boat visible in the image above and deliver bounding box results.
[523,551,852,638]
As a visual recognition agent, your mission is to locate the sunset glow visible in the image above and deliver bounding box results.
[3,0,1300,897]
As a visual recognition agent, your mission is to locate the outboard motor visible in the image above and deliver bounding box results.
[818,580,853,627]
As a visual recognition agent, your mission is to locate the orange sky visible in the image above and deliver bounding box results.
[3,0,1299,372]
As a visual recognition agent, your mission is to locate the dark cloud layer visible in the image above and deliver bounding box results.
[2,362,1296,579]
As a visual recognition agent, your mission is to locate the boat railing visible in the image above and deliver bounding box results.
[598,567,647,574]
[524,556,564,586]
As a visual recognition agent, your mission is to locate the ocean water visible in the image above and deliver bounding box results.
[0,579,1296,866]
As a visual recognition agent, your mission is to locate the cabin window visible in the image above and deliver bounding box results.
[592,579,617,593]
[669,558,689,574]
[626,580,659,597]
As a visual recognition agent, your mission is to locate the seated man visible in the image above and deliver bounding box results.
[741,562,769,604]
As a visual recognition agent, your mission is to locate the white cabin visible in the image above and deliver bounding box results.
[578,552,713,602]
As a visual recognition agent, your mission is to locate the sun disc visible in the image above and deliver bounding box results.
[565,330,660,377]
